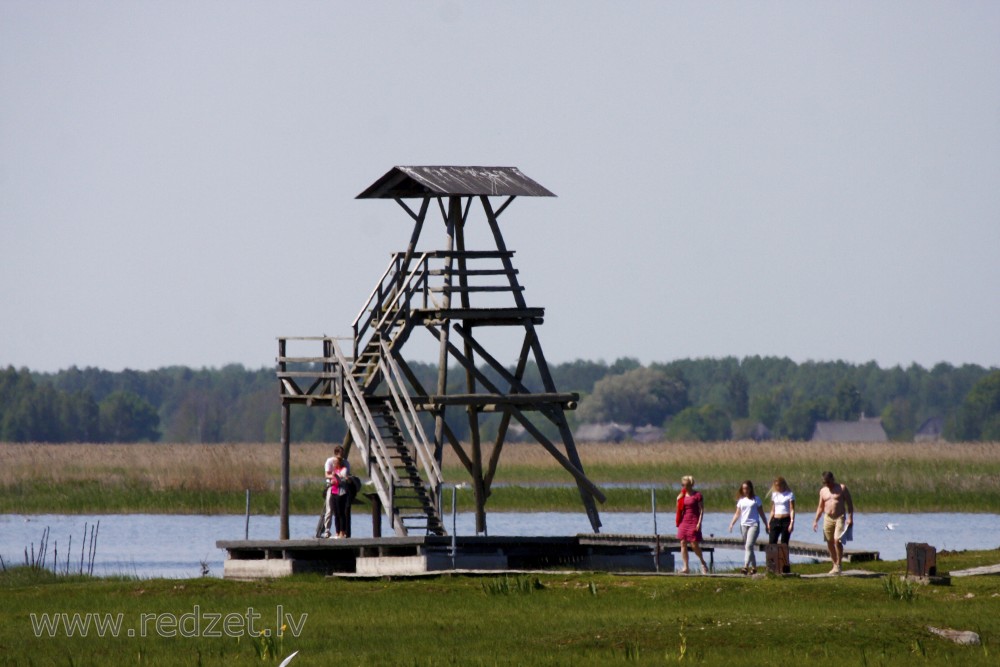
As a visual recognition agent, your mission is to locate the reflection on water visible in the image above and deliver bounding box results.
[2,512,998,579]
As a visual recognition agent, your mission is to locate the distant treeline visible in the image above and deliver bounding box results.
[2,357,998,444]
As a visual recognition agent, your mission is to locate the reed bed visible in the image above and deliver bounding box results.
[2,441,998,514]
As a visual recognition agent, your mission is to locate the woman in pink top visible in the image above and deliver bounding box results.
[675,475,709,574]
[324,446,353,538]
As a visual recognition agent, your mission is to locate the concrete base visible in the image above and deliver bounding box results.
[356,552,509,576]
[223,558,334,581]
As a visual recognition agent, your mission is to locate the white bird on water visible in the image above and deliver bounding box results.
[883,523,898,531]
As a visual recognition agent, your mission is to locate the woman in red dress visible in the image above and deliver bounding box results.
[676,475,710,574]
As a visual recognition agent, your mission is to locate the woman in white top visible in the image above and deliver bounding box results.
[727,480,766,575]
[768,476,796,545]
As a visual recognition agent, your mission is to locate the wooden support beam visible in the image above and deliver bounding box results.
[427,268,518,277]
[485,334,533,490]
[494,195,516,218]
[427,249,514,260]
[279,402,290,541]
[429,285,524,294]
[423,323,604,503]
[442,419,475,478]
[432,198,457,468]
[452,236,604,531]
[392,198,429,306]
[411,392,578,407]
[413,307,544,326]
[388,351,476,479]
[454,200,488,534]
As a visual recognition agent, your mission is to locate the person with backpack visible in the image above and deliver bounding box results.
[321,446,353,538]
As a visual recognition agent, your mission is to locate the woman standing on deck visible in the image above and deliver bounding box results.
[325,446,352,539]
[767,476,796,544]
[728,480,767,575]
[676,475,709,574]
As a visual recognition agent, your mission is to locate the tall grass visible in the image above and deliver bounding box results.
[482,441,1000,512]
[2,441,999,513]
[0,442,335,514]
[0,442,280,492]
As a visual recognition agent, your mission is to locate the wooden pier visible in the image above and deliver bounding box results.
[217,533,877,580]
[217,535,677,580]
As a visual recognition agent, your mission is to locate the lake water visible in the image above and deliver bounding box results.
[3,512,999,579]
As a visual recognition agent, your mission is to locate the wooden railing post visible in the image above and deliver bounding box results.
[279,401,290,540]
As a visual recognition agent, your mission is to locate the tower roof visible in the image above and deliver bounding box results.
[357,166,556,199]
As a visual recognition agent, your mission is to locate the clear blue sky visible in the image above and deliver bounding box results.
[2,1,998,373]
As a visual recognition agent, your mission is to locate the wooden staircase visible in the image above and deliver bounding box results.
[325,332,444,538]
[367,399,444,536]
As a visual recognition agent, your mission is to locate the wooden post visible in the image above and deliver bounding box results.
[906,542,937,576]
[453,198,487,534]
[366,493,383,538]
[766,543,789,574]
[279,402,290,540]
[433,198,456,468]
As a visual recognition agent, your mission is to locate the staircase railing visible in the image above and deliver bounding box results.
[329,338,403,533]
[377,340,444,505]
[329,336,445,536]
[352,252,433,360]
[351,250,520,363]
[352,252,404,354]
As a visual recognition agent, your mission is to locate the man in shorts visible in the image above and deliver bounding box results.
[811,471,854,574]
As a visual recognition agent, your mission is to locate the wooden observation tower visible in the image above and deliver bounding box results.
[277,166,605,539]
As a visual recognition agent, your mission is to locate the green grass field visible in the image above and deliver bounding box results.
[3,549,1000,666]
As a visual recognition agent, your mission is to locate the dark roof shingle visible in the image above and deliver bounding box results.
[357,166,556,199]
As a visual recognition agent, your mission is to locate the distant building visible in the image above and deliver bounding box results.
[730,420,771,441]
[632,424,664,443]
[811,416,888,443]
[505,422,532,442]
[747,422,772,442]
[914,417,945,443]
[575,422,633,443]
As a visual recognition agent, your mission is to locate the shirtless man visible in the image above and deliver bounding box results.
[811,471,854,574]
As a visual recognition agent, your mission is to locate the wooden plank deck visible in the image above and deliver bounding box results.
[217,533,879,580]
[583,533,880,563]
[217,535,674,579]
